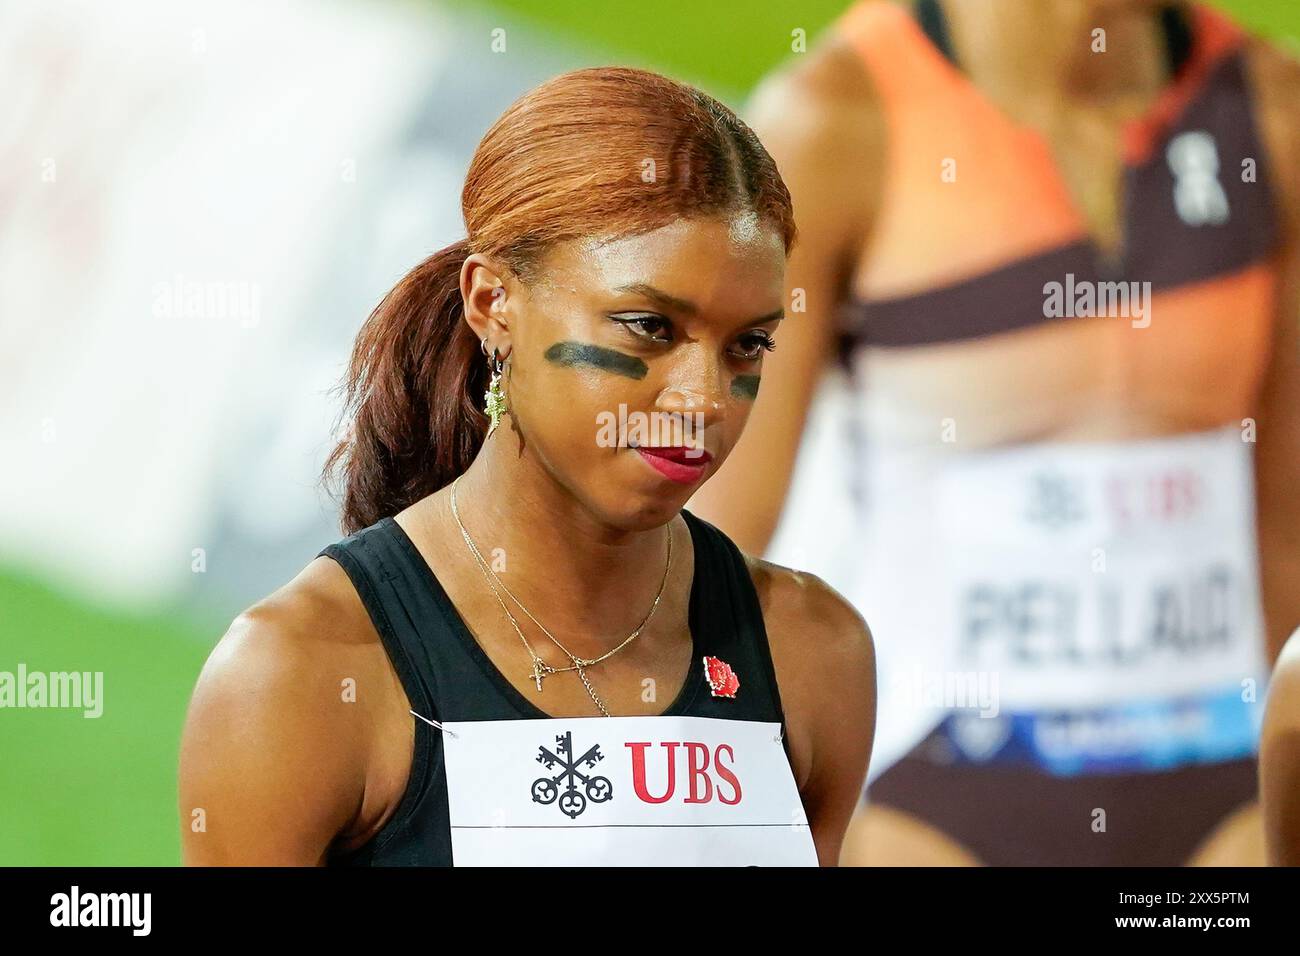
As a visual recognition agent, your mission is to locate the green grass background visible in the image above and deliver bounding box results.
[445,0,1300,95]
[2,0,1295,866]
[0,567,213,865]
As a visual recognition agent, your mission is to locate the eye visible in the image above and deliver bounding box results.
[730,330,777,361]
[611,313,672,343]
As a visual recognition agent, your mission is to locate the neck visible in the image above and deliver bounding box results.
[941,0,1174,117]
[425,428,679,657]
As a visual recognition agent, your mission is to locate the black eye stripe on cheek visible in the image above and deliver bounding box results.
[731,375,760,400]
[543,342,648,380]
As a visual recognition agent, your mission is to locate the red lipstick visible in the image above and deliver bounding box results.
[633,445,712,485]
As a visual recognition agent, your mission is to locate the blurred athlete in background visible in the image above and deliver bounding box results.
[689,0,1300,865]
[1261,627,1300,865]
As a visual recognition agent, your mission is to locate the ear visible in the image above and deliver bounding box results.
[459,253,515,360]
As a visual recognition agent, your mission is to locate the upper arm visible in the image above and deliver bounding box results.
[1246,41,1300,665]
[754,558,876,866]
[1261,629,1300,865]
[178,599,370,866]
[1252,251,1300,666]
[687,39,884,553]
[798,577,876,867]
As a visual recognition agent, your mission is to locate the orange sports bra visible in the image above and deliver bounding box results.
[833,0,1280,349]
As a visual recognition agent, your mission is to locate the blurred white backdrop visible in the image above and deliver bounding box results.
[0,0,598,617]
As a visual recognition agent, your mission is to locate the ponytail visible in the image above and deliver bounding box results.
[324,238,486,534]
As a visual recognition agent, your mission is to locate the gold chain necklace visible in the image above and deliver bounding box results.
[449,476,672,717]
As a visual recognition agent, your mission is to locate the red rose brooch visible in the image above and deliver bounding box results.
[703,656,739,698]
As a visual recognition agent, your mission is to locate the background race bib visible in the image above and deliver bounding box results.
[441,715,818,866]
[929,426,1266,773]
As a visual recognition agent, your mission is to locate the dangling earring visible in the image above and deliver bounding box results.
[482,337,507,438]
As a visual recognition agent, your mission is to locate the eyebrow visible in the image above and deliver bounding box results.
[612,282,785,327]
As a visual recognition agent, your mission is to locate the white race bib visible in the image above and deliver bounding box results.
[924,426,1266,772]
[441,715,817,866]
[839,424,1267,775]
[937,425,1264,709]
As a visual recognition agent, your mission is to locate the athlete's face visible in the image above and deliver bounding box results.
[495,214,786,531]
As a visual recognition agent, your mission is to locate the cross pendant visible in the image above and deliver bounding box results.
[530,658,546,692]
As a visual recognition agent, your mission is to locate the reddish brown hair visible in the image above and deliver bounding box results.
[325,66,796,533]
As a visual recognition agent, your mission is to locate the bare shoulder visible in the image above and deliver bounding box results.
[741,549,876,810]
[748,26,880,125]
[178,556,387,863]
[1264,628,1300,737]
[744,28,885,243]
[742,551,874,680]
[191,556,380,710]
[1244,38,1300,230]
[1261,629,1300,868]
[745,27,884,163]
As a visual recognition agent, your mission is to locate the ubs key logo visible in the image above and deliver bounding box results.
[531,730,613,818]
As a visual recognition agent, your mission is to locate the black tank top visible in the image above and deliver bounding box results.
[318,508,791,866]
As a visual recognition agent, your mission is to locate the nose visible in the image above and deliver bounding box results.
[653,351,729,437]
